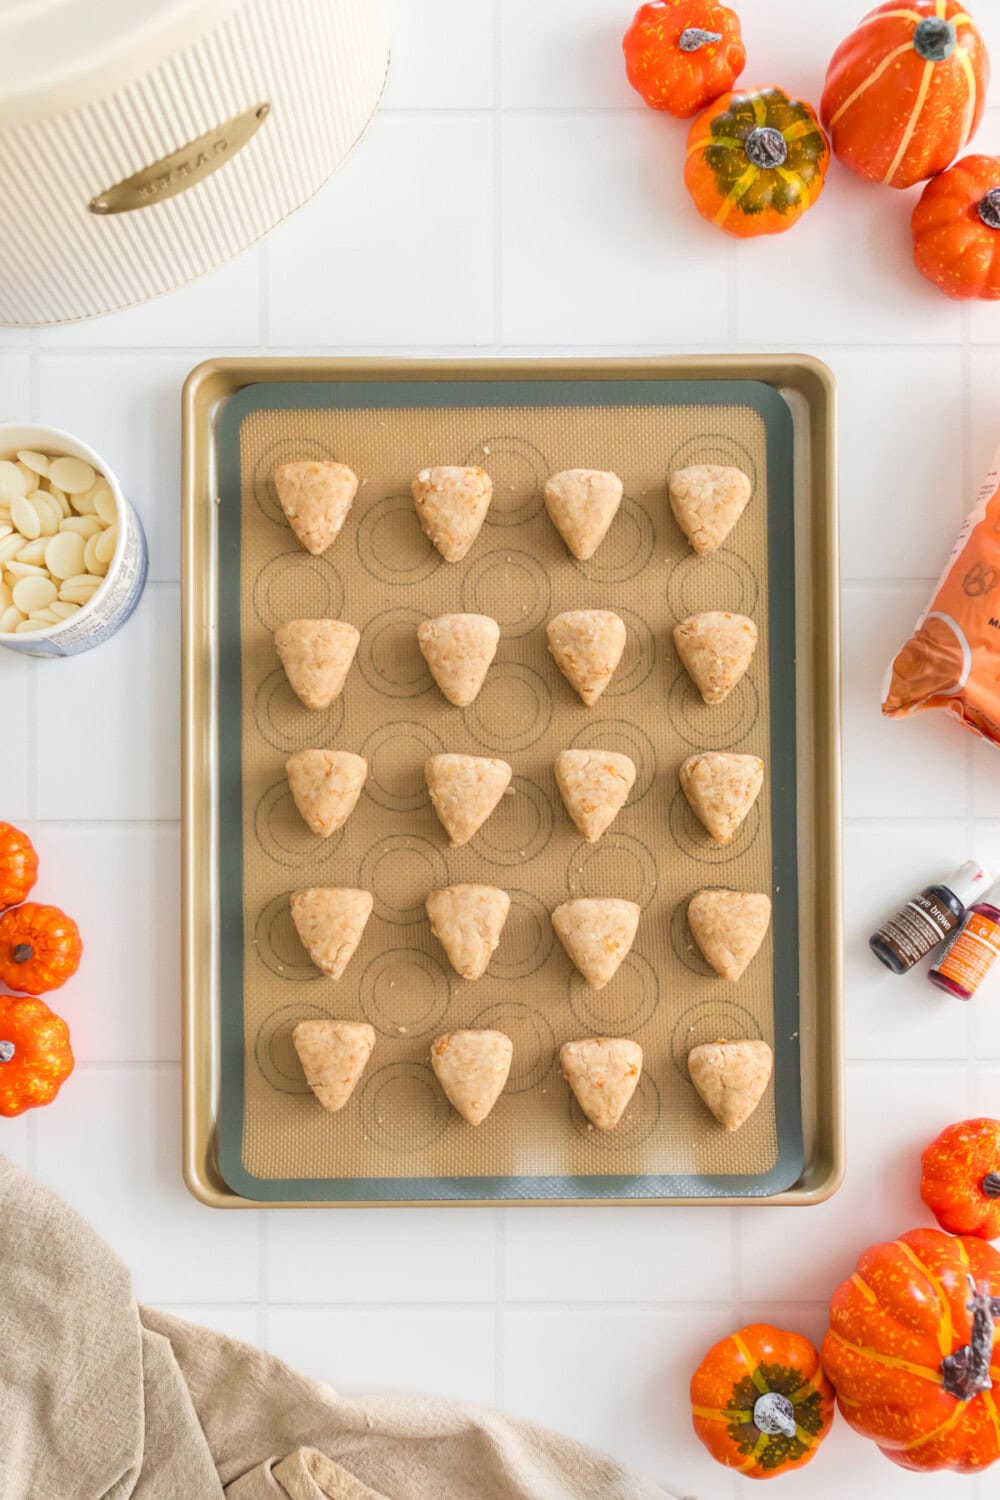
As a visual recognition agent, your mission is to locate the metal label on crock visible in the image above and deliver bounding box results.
[88,103,271,216]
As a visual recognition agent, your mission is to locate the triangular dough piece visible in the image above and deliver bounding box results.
[688,890,772,982]
[425,754,512,847]
[426,884,510,980]
[544,469,624,561]
[275,619,360,710]
[430,1029,513,1125]
[554,750,636,843]
[412,466,492,562]
[286,750,367,837]
[292,1020,375,1113]
[674,612,757,705]
[679,752,764,845]
[290,888,374,980]
[274,461,359,555]
[668,465,751,555]
[560,1037,643,1131]
[547,610,626,707]
[688,1040,773,1131]
[417,613,500,706]
[551,898,640,990]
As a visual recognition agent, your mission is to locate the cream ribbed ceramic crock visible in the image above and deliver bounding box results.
[0,0,389,325]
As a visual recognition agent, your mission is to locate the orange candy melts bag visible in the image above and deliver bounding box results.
[884,450,1000,745]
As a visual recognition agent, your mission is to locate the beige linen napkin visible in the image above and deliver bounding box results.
[0,1158,676,1500]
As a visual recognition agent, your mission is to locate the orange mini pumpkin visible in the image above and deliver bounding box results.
[0,993,73,1116]
[0,821,38,912]
[685,87,829,237]
[823,1228,1000,1472]
[623,0,746,118]
[0,901,82,995]
[690,1322,834,1479]
[822,0,989,190]
[921,1117,1000,1237]
[913,155,1000,301]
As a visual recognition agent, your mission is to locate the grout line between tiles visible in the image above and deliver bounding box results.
[164,1296,832,1314]
[493,0,503,352]
[258,1212,269,1351]
[495,1208,505,1408]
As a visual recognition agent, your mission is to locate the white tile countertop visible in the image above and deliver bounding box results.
[4,1,1000,1495]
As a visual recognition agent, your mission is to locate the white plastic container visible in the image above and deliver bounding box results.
[0,0,389,325]
[0,425,147,657]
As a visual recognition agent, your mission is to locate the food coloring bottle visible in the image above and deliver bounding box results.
[930,887,1000,999]
[870,861,992,975]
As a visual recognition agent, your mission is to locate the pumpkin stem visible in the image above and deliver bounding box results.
[941,1280,996,1401]
[0,1040,14,1064]
[978,190,1000,232]
[744,127,788,171]
[913,17,957,62]
[984,1172,1000,1199]
[11,943,32,964]
[679,27,722,52]
[752,1391,797,1440]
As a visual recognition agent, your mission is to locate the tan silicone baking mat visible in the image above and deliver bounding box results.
[215,376,802,1201]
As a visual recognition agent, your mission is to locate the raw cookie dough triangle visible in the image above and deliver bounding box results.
[274,461,359,555]
[286,750,367,837]
[412,466,493,562]
[668,465,751,555]
[551,897,640,989]
[688,890,772,982]
[544,469,624,561]
[275,619,360,710]
[417,613,500,706]
[425,753,512,847]
[679,752,764,845]
[426,884,511,980]
[673,612,757,705]
[560,1037,643,1131]
[688,1040,773,1131]
[292,1020,375,1113]
[554,750,636,842]
[547,609,627,707]
[290,888,374,980]
[430,1029,514,1125]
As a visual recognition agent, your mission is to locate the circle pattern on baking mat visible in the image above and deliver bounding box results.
[253,892,318,981]
[359,1060,453,1155]
[567,951,659,1035]
[470,999,556,1093]
[670,999,764,1078]
[464,435,549,526]
[254,667,345,754]
[489,889,555,979]
[355,492,443,586]
[459,548,552,637]
[566,1066,660,1150]
[253,552,345,632]
[605,607,656,697]
[668,785,761,864]
[361,721,443,812]
[669,898,718,978]
[666,549,758,622]
[358,608,434,699]
[463,663,553,753]
[571,495,656,583]
[359,948,452,1040]
[254,780,344,868]
[567,720,657,803]
[359,834,448,925]
[254,1003,329,1094]
[667,666,760,751]
[469,775,553,867]
[251,437,337,526]
[665,432,759,498]
[565,833,658,911]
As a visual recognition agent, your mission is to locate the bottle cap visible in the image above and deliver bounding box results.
[945,860,994,908]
